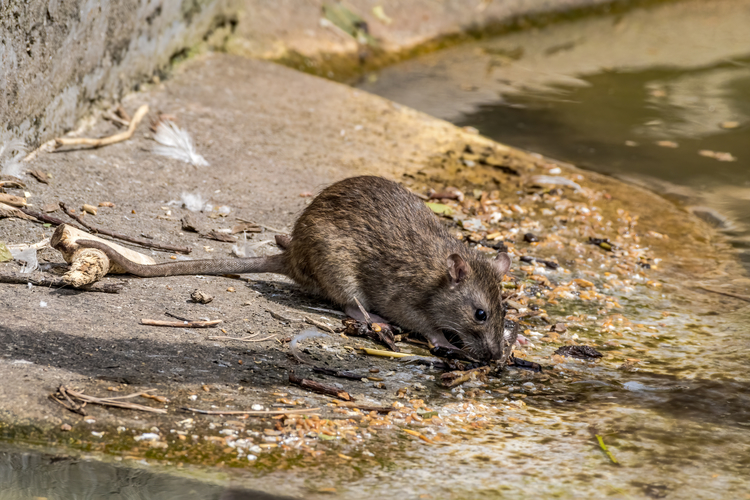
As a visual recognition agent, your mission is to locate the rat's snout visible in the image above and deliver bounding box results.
[488,342,506,362]
[486,323,517,362]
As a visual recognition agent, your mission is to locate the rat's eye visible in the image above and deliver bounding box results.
[474,309,487,322]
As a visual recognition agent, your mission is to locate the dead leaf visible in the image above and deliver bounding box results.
[28,170,50,184]
[425,202,453,216]
[181,214,200,232]
[204,230,236,243]
[0,242,11,262]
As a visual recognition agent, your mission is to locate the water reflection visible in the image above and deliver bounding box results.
[0,448,290,500]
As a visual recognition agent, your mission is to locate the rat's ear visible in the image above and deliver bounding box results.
[447,254,470,284]
[494,252,511,275]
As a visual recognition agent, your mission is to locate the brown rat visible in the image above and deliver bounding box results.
[79,176,516,363]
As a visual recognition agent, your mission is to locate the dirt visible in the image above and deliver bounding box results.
[1,53,749,499]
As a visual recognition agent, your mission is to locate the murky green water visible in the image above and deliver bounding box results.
[359,0,750,270]
[0,447,286,499]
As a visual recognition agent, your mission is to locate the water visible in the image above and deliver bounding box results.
[0,447,287,500]
[358,0,750,270]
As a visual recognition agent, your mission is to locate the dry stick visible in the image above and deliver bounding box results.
[18,207,77,228]
[333,402,396,414]
[49,389,87,415]
[404,428,435,444]
[61,386,167,414]
[353,297,372,325]
[103,112,130,127]
[0,272,124,293]
[164,311,192,322]
[697,286,750,303]
[182,407,320,416]
[235,218,290,235]
[359,347,412,358]
[141,319,222,328]
[304,317,335,333]
[0,193,26,207]
[207,334,277,342]
[0,180,25,189]
[55,104,149,149]
[289,371,352,401]
[59,202,191,254]
[312,366,364,381]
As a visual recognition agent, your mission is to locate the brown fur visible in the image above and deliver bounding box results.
[283,176,514,362]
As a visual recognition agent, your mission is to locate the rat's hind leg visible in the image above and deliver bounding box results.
[344,304,389,325]
[275,234,292,249]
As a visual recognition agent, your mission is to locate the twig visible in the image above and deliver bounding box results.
[141,319,222,328]
[302,306,345,316]
[49,391,87,415]
[404,428,435,444]
[18,207,76,227]
[289,370,352,401]
[0,193,26,207]
[266,309,298,322]
[353,297,372,325]
[304,317,336,333]
[1,203,36,221]
[51,386,167,414]
[182,407,320,416]
[165,311,192,322]
[235,218,289,235]
[0,272,124,293]
[0,180,26,189]
[333,402,396,413]
[697,286,750,303]
[59,202,191,254]
[312,366,365,380]
[103,112,130,127]
[55,104,149,149]
[207,334,276,342]
[595,435,619,464]
[359,347,411,358]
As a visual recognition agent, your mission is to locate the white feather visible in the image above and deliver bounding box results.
[0,139,27,177]
[10,247,38,273]
[153,120,208,167]
[289,330,327,363]
[180,192,206,212]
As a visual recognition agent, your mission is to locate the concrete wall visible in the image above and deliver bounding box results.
[1,0,240,149]
[1,0,628,151]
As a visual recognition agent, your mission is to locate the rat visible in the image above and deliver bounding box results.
[79,176,516,363]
